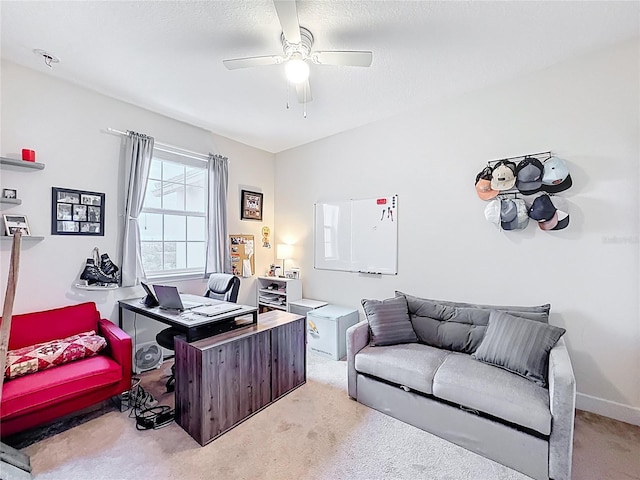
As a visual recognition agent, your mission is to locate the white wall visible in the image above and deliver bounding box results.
[0,61,276,323]
[275,39,640,424]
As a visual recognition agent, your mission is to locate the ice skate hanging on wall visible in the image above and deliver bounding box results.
[76,247,120,290]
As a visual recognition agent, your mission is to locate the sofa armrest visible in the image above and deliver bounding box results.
[98,318,132,392]
[347,320,370,399]
[547,337,576,480]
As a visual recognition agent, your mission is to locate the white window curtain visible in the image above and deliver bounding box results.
[120,131,155,287]
[204,153,230,275]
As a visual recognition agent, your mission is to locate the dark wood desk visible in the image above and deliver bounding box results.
[118,295,258,342]
[174,310,306,446]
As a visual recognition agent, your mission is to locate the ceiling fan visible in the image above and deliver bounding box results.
[222,0,373,105]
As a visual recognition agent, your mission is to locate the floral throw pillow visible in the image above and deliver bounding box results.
[5,330,107,380]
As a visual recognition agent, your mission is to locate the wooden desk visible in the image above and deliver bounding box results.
[174,310,306,446]
[118,295,258,342]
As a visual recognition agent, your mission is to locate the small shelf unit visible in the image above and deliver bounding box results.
[0,155,45,237]
[256,276,302,313]
[0,156,45,170]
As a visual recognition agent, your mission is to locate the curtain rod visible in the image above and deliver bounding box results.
[106,128,215,162]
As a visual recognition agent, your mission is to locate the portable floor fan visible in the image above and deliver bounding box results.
[223,0,373,104]
[133,341,163,373]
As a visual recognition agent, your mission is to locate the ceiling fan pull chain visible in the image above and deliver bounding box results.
[303,92,307,119]
[286,81,290,110]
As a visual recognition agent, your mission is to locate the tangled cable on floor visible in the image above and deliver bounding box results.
[122,377,175,430]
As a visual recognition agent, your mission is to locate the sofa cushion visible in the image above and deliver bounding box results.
[361,296,418,346]
[5,331,107,380]
[432,352,552,435]
[1,355,122,419]
[472,310,566,387]
[355,343,449,395]
[396,291,550,354]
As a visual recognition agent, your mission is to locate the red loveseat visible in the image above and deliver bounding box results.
[1,302,132,437]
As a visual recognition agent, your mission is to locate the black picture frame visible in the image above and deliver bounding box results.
[2,188,17,200]
[52,187,105,236]
[241,190,263,221]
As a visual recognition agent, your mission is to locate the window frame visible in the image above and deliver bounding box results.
[140,149,209,280]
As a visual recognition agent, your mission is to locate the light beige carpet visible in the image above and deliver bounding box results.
[19,352,640,480]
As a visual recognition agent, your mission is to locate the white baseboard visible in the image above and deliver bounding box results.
[576,393,640,426]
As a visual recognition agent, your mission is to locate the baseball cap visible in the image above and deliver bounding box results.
[500,199,518,230]
[475,166,499,201]
[490,160,517,191]
[538,212,559,230]
[484,199,501,226]
[515,157,544,194]
[541,157,572,193]
[549,196,570,230]
[500,198,529,230]
[528,194,556,222]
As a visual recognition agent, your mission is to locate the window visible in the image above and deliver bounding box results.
[140,151,208,277]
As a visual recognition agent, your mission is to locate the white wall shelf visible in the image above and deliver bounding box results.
[75,283,119,291]
[0,156,45,170]
[0,198,22,205]
[1,236,44,241]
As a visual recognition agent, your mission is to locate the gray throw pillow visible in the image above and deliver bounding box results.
[361,296,418,346]
[472,310,566,387]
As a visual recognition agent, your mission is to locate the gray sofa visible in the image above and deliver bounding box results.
[347,292,576,480]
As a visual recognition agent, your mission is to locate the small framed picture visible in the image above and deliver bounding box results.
[2,189,17,200]
[241,190,263,221]
[52,187,105,236]
[3,214,31,236]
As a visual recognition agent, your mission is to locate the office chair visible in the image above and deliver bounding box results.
[156,273,241,393]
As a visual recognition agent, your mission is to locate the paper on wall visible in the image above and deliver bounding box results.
[242,258,252,277]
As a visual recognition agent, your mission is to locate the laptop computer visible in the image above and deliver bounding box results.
[152,284,203,311]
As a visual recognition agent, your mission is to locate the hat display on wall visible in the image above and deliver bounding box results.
[476,152,572,233]
[490,160,517,191]
[515,157,544,194]
[541,156,572,193]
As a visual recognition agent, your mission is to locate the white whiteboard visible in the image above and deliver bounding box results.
[314,195,398,275]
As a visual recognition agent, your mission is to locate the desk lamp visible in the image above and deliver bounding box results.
[276,244,293,277]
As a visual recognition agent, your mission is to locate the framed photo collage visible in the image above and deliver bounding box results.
[51,187,105,236]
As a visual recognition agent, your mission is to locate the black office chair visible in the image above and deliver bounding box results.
[156,273,241,392]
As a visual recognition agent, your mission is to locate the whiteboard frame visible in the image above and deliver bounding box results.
[314,194,398,275]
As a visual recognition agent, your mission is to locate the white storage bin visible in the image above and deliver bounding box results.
[306,305,359,360]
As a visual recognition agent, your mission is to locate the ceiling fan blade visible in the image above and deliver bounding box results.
[223,55,284,70]
[313,51,373,67]
[273,0,301,44]
[295,79,312,103]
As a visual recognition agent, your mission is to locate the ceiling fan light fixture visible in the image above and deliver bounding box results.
[285,57,309,84]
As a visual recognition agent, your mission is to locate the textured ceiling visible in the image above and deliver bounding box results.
[1,1,638,153]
